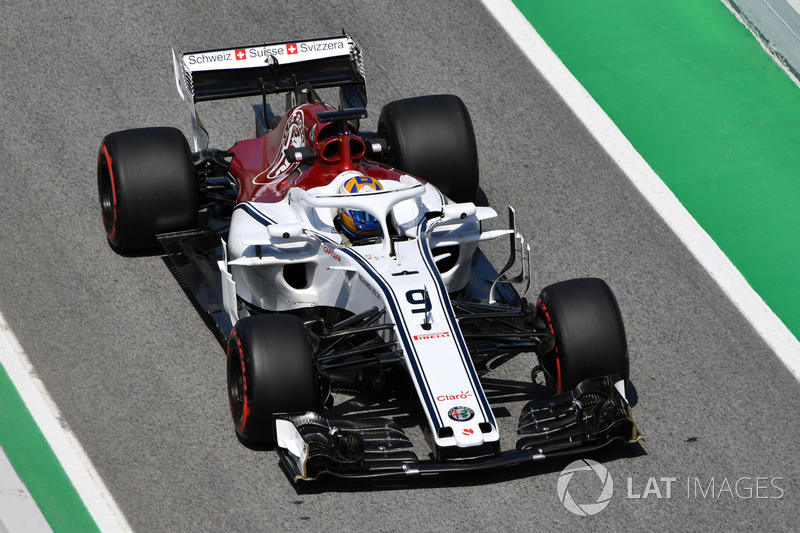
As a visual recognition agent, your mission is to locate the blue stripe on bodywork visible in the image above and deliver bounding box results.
[234,203,276,227]
[417,217,496,426]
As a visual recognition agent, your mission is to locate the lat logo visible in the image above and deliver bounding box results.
[235,49,246,60]
[286,43,298,54]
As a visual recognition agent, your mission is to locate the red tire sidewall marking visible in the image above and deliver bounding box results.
[100,144,118,241]
[227,331,249,434]
[539,300,562,394]
[238,335,250,432]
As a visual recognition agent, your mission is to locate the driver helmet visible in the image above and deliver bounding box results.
[338,175,383,240]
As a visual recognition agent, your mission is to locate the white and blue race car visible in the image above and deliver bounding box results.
[97,34,639,481]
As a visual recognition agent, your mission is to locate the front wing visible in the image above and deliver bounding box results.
[275,376,640,481]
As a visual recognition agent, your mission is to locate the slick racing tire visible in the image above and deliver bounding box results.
[378,95,479,203]
[536,278,628,394]
[227,314,318,446]
[97,127,198,252]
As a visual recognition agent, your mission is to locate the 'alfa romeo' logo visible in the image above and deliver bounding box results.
[447,406,474,422]
[557,459,613,516]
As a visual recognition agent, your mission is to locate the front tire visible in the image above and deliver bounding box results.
[377,95,479,203]
[227,314,318,445]
[536,278,628,393]
[97,127,198,252]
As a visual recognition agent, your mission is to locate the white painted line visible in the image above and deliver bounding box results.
[0,446,51,533]
[480,0,800,380]
[0,313,132,532]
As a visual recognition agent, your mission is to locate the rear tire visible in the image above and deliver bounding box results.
[378,95,479,203]
[97,127,198,252]
[536,278,628,393]
[227,314,318,445]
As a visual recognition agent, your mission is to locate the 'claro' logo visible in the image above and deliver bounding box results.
[436,390,472,402]
[557,459,614,516]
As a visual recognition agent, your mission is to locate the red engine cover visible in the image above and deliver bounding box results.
[228,102,404,203]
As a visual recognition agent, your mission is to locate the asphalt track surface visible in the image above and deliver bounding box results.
[1,1,799,531]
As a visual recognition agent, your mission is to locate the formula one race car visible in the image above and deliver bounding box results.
[97,35,640,481]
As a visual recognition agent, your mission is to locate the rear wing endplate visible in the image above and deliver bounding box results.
[172,35,366,150]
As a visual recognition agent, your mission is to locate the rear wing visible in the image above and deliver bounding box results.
[172,35,366,150]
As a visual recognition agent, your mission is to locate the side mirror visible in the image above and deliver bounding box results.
[441,203,477,223]
[267,222,305,239]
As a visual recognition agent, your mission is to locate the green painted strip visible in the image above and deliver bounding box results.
[514,0,800,338]
[0,365,98,532]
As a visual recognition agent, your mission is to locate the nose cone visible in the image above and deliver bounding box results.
[452,424,484,447]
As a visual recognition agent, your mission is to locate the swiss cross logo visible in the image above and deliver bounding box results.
[235,49,246,60]
[286,43,298,54]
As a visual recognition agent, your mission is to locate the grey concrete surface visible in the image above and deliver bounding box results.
[725,0,800,81]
